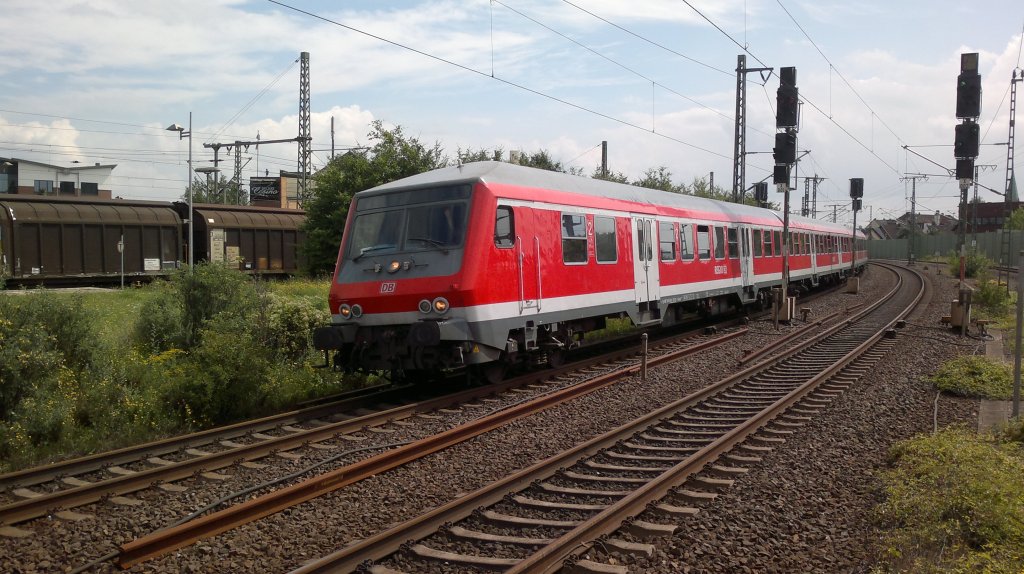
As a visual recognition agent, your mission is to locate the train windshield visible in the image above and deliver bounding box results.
[346,185,471,260]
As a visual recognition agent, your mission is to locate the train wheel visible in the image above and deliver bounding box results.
[470,363,507,385]
[547,349,566,368]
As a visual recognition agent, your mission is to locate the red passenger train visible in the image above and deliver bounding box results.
[313,161,867,380]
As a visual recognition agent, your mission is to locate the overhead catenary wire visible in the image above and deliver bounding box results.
[267,0,735,162]
[775,0,906,148]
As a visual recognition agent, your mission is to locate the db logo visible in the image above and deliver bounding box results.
[380,282,397,294]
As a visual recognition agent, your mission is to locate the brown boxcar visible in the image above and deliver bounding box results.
[0,196,181,283]
[175,202,305,274]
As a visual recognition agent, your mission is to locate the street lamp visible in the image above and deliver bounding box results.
[166,114,193,268]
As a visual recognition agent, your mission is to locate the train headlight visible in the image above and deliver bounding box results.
[351,304,363,318]
[418,299,432,314]
[432,297,449,314]
[339,304,352,319]
[387,260,401,273]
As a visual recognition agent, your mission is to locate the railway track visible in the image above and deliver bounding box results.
[283,262,921,573]
[0,317,755,537]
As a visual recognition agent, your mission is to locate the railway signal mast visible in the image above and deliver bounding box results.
[954,53,982,286]
[773,66,799,323]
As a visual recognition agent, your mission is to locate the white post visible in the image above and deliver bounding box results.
[118,234,124,289]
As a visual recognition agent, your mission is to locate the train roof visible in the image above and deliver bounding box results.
[365,161,861,237]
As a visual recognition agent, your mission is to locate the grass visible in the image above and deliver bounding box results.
[930,355,1014,400]
[0,271,343,473]
[875,427,1024,573]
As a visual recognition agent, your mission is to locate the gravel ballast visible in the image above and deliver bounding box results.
[0,265,980,574]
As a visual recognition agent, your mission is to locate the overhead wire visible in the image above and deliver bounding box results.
[775,0,906,147]
[558,0,733,77]
[206,57,299,144]
[268,0,734,161]
[493,0,738,126]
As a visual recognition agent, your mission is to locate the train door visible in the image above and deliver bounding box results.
[739,225,753,291]
[515,207,542,314]
[630,216,660,309]
[809,233,819,277]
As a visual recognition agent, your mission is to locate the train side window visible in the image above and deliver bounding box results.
[773,230,782,256]
[696,225,711,260]
[714,227,726,259]
[727,227,739,259]
[679,223,694,261]
[763,229,773,256]
[802,233,809,255]
[595,216,617,263]
[494,206,515,248]
[792,233,801,255]
[561,213,588,264]
[753,229,762,257]
[659,222,676,261]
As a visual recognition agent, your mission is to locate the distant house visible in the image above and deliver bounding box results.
[0,157,116,199]
[962,200,1024,233]
[864,210,958,239]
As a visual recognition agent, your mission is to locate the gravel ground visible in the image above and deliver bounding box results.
[1,265,952,574]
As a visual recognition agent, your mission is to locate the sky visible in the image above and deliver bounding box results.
[1,0,1023,227]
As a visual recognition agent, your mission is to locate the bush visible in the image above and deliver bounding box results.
[931,355,1013,400]
[262,294,330,361]
[133,280,187,354]
[974,278,1013,317]
[876,428,1024,573]
[947,250,992,279]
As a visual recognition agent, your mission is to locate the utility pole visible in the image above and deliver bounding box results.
[901,174,927,265]
[732,55,773,203]
[998,68,1022,289]
[298,51,311,206]
[205,135,311,205]
[601,140,608,178]
[331,116,335,159]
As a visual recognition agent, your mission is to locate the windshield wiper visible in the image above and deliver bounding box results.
[408,237,450,254]
[353,244,396,261]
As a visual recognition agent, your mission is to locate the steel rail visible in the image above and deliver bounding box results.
[0,383,405,491]
[116,329,747,568]
[511,264,923,573]
[288,263,920,573]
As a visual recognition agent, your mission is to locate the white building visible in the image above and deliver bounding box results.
[0,157,116,198]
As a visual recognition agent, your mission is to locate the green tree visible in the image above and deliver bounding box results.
[183,174,247,205]
[1005,206,1024,230]
[591,165,630,183]
[300,121,447,275]
[633,166,682,192]
[515,149,565,172]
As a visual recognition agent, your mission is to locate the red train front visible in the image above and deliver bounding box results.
[313,161,867,380]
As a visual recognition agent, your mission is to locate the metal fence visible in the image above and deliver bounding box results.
[865,230,1024,265]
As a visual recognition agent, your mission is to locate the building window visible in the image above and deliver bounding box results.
[561,213,588,264]
[81,182,99,196]
[34,180,53,195]
[595,216,617,263]
[59,181,76,195]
